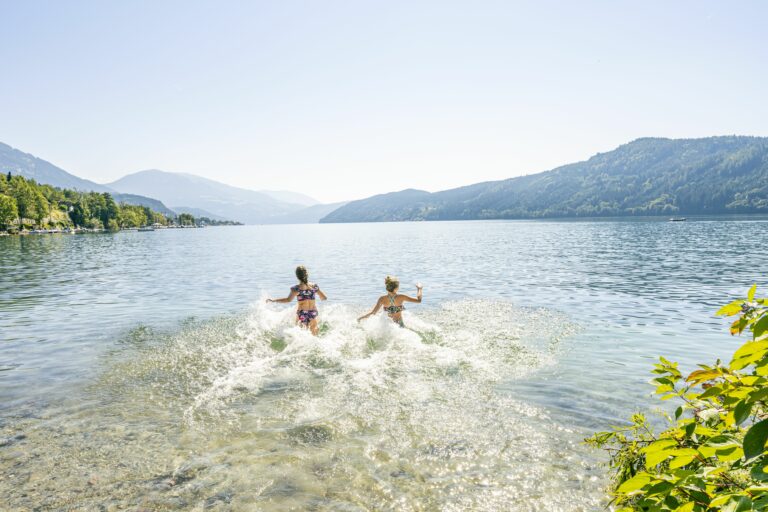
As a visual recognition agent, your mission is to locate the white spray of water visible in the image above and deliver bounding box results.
[1,299,603,511]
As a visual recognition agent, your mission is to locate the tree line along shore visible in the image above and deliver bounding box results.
[0,173,241,235]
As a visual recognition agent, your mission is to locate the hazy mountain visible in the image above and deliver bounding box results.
[321,136,768,223]
[0,142,336,224]
[259,190,319,206]
[112,194,177,218]
[107,170,306,224]
[171,206,228,222]
[0,142,112,192]
[263,202,349,224]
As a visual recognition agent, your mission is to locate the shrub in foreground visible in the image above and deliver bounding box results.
[587,285,768,511]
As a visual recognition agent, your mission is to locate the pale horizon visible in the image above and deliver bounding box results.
[1,0,766,203]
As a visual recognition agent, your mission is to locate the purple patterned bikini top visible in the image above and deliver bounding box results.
[292,284,319,301]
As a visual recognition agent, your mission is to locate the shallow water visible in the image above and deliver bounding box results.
[1,218,767,510]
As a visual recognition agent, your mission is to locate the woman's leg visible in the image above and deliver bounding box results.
[309,318,319,336]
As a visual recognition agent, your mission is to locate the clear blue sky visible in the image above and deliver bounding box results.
[1,0,766,203]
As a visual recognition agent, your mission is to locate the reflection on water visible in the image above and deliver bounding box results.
[1,217,767,510]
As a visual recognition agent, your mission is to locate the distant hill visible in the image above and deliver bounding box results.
[112,193,177,218]
[0,142,337,224]
[259,190,319,207]
[171,206,228,222]
[263,201,349,224]
[321,136,768,223]
[0,142,112,192]
[107,170,307,224]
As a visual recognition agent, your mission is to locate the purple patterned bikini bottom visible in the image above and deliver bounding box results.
[297,309,318,325]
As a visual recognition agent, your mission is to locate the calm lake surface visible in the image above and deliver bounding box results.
[1,218,767,511]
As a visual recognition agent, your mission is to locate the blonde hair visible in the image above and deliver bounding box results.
[385,275,399,293]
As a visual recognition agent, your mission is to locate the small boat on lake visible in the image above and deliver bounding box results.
[669,217,687,222]
[138,226,155,232]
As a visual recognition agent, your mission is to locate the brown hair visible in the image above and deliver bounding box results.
[296,265,309,284]
[385,275,399,293]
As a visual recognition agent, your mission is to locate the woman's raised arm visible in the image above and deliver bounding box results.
[401,284,423,303]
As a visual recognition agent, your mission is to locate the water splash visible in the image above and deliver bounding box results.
[0,300,604,510]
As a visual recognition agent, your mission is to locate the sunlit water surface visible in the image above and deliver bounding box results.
[1,218,767,511]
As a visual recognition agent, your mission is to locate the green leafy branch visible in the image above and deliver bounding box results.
[586,285,768,511]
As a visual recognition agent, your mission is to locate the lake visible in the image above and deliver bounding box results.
[1,218,767,511]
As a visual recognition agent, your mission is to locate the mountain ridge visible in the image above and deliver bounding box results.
[321,136,768,223]
[107,169,322,224]
[0,142,113,193]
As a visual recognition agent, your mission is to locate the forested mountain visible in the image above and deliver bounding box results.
[0,142,180,216]
[0,174,170,230]
[321,136,768,223]
[112,193,177,218]
[0,142,111,192]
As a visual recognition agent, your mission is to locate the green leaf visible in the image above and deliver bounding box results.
[699,384,724,399]
[710,494,735,507]
[675,406,683,420]
[722,495,753,512]
[669,450,697,469]
[643,440,678,467]
[646,449,673,467]
[749,284,758,302]
[717,301,744,317]
[731,317,748,335]
[755,315,768,338]
[674,502,694,512]
[717,446,744,462]
[733,400,753,426]
[744,418,768,460]
[643,439,678,453]
[645,480,674,496]
[731,341,768,370]
[616,472,652,494]
[752,464,768,482]
[700,436,740,458]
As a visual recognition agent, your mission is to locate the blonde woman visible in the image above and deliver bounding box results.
[267,265,327,335]
[358,276,422,327]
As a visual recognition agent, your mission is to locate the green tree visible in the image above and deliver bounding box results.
[1,175,169,233]
[99,193,119,229]
[33,189,49,227]
[152,211,168,226]
[69,199,89,227]
[588,286,768,511]
[10,177,37,226]
[178,212,195,226]
[0,194,18,229]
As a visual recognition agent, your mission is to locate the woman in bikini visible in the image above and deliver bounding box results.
[357,275,423,327]
[267,265,327,335]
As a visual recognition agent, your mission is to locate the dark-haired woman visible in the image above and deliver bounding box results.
[358,276,422,327]
[267,265,327,335]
